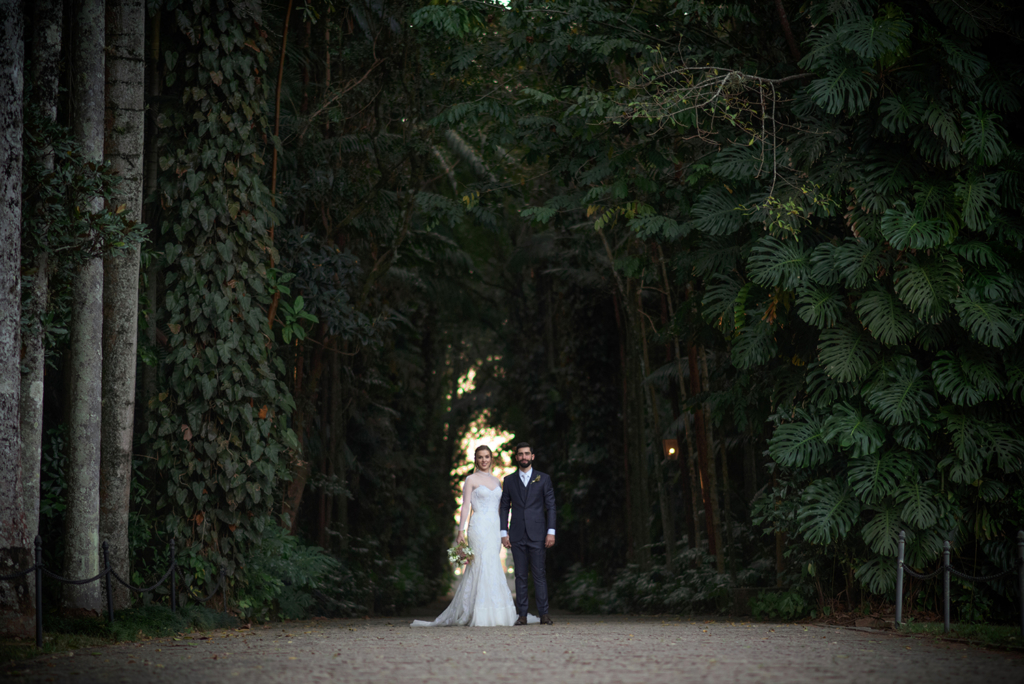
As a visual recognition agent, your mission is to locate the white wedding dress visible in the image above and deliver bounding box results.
[411,485,538,627]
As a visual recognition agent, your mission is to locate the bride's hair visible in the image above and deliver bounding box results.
[473,445,497,472]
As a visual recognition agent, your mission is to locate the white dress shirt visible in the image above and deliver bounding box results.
[500,467,556,538]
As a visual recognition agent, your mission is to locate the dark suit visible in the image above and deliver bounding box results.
[500,469,556,617]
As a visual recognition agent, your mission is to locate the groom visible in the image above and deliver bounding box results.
[500,442,556,625]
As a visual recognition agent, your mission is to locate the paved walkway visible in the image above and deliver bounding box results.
[2,616,1021,684]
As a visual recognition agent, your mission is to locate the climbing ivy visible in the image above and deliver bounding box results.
[145,0,297,591]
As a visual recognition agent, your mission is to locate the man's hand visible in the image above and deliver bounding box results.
[501,537,511,549]
[545,534,555,549]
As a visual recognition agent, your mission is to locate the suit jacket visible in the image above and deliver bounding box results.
[500,469,556,543]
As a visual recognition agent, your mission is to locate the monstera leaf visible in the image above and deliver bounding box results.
[940,412,1023,479]
[878,92,926,135]
[824,403,885,457]
[904,528,944,568]
[769,410,832,468]
[797,283,846,328]
[809,242,841,286]
[856,287,919,345]
[683,186,747,236]
[834,238,888,289]
[818,322,881,382]
[892,424,931,451]
[848,450,913,505]
[893,253,962,322]
[861,504,902,556]
[896,479,943,528]
[798,478,861,545]
[731,317,778,369]
[862,356,937,425]
[953,291,1021,348]
[748,236,810,290]
[880,204,953,250]
[931,349,1004,406]
[855,557,897,594]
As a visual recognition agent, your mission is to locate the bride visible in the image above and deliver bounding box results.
[411,445,537,627]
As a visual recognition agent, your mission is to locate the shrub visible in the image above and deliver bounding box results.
[750,588,811,621]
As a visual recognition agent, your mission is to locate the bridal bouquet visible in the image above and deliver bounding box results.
[447,540,474,568]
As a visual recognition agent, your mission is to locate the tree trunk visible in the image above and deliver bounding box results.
[659,255,701,562]
[101,0,145,612]
[21,0,62,556]
[331,343,348,550]
[63,0,105,614]
[612,293,634,561]
[639,292,675,572]
[688,345,715,557]
[699,348,726,574]
[719,437,736,584]
[140,9,161,407]
[744,427,759,505]
[0,0,32,639]
[623,278,651,569]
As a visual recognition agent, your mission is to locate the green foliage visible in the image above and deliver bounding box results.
[144,0,296,592]
[423,0,1024,618]
[768,412,832,469]
[20,99,144,363]
[233,525,340,621]
[798,478,861,545]
[556,551,758,615]
[749,588,811,621]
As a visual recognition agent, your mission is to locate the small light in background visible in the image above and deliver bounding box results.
[662,439,679,460]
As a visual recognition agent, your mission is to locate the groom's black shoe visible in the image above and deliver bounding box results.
[539,614,553,625]
[515,615,529,626]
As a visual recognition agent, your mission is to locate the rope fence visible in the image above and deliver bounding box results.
[894,530,1024,638]
[0,536,225,648]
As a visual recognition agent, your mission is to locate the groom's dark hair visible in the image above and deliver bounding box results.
[515,441,532,454]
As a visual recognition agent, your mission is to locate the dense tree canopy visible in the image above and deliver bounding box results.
[3,0,1023,634]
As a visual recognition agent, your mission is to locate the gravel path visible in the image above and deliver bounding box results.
[2,615,1021,684]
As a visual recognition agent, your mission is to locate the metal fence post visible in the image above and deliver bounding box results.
[943,539,951,634]
[895,530,905,628]
[102,541,114,623]
[34,536,42,649]
[170,538,177,613]
[1017,530,1023,640]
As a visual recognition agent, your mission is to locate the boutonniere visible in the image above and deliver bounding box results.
[532,475,541,484]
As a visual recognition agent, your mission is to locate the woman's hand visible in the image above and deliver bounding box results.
[457,531,466,546]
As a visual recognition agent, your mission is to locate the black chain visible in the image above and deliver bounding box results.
[903,562,1019,583]
[0,565,36,581]
[901,564,943,581]
[40,567,111,585]
[948,566,1016,582]
[110,565,175,593]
